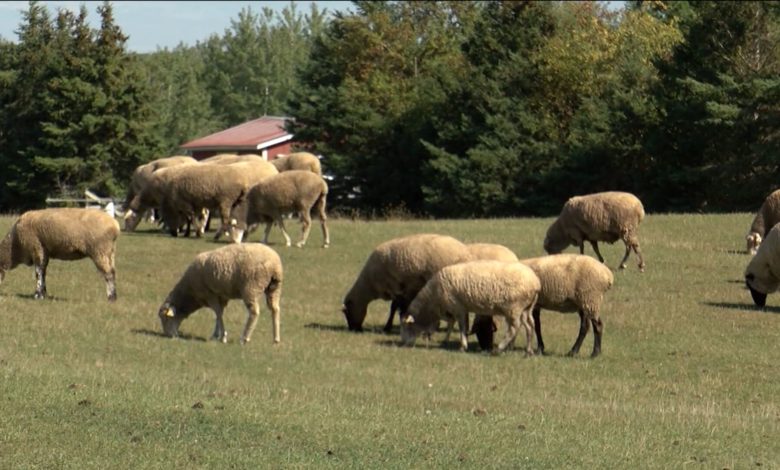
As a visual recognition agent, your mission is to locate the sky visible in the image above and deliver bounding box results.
[0,1,355,53]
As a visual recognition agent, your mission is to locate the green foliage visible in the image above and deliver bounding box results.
[198,2,328,128]
[0,1,159,209]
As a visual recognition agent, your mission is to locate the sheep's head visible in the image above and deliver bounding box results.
[341,299,365,332]
[746,232,762,255]
[543,219,569,254]
[744,250,779,307]
[158,302,184,337]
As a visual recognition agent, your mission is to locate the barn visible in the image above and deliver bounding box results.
[179,115,294,161]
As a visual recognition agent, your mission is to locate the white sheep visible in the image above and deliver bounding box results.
[158,243,283,344]
[123,155,197,231]
[544,191,646,271]
[227,170,329,248]
[746,189,780,255]
[158,163,251,240]
[401,260,540,354]
[342,233,473,332]
[270,152,322,175]
[0,208,120,301]
[744,222,780,307]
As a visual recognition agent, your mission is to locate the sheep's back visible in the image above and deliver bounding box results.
[16,208,119,259]
[435,260,540,312]
[249,171,326,213]
[187,243,282,299]
[565,192,643,239]
[521,254,613,312]
[167,164,248,205]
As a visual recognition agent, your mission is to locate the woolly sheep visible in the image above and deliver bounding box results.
[123,156,197,231]
[381,242,519,334]
[200,153,266,165]
[270,152,322,175]
[744,223,780,307]
[158,243,283,344]
[746,189,780,255]
[400,260,540,354]
[227,170,329,248]
[342,234,473,332]
[158,163,251,240]
[544,191,645,271]
[0,208,120,301]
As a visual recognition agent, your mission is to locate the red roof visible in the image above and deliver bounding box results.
[180,116,293,151]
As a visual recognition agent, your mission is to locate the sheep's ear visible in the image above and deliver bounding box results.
[403,315,415,324]
[162,307,175,318]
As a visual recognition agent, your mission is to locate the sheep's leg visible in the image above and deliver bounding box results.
[520,307,535,356]
[240,300,261,345]
[265,282,282,344]
[94,250,117,302]
[275,217,293,247]
[209,301,228,343]
[383,298,405,334]
[456,309,469,352]
[532,306,545,355]
[589,241,605,263]
[263,222,273,244]
[590,316,603,358]
[214,207,229,241]
[34,257,48,300]
[295,208,312,248]
[632,241,645,272]
[568,310,590,356]
[578,241,585,255]
[496,315,519,353]
[315,193,330,248]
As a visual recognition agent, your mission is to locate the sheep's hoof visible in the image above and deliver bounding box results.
[34,292,46,300]
[273,338,281,345]
[619,263,627,270]
[108,293,117,302]
[524,350,535,357]
[322,244,330,249]
[295,242,304,248]
[240,338,250,345]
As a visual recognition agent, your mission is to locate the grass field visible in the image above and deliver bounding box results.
[0,213,778,469]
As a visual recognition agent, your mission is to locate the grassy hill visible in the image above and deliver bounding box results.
[0,213,777,468]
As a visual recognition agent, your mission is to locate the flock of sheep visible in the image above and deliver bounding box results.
[2,157,777,355]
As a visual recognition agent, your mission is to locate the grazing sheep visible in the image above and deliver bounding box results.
[401,260,540,354]
[746,189,780,255]
[544,191,645,271]
[200,153,266,165]
[123,156,197,231]
[382,242,519,334]
[744,223,780,307]
[342,234,473,332]
[158,163,251,240]
[158,243,283,344]
[227,170,329,248]
[0,208,120,301]
[270,152,322,175]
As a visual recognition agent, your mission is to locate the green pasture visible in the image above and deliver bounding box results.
[0,213,777,469]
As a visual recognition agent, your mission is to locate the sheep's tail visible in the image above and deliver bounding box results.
[266,275,282,293]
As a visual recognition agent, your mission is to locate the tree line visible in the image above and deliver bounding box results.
[1,1,779,216]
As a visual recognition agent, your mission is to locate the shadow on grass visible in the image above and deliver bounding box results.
[702,301,780,314]
[373,338,496,355]
[131,328,207,342]
[9,293,67,301]
[304,322,397,335]
[724,249,750,255]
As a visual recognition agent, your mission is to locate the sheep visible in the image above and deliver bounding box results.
[0,208,120,301]
[746,189,780,255]
[381,242,520,334]
[341,233,473,332]
[125,163,207,237]
[270,152,322,175]
[227,170,329,248]
[744,222,780,307]
[200,153,266,165]
[400,260,540,354]
[474,254,614,357]
[158,243,283,344]
[123,155,197,231]
[158,163,252,240]
[544,191,645,271]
